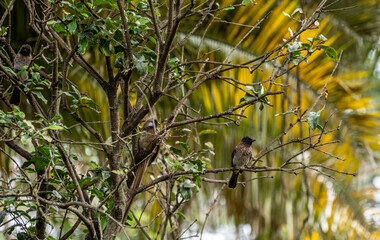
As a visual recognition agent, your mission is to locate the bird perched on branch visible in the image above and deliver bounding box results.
[10,44,32,105]
[122,118,160,224]
[135,118,161,166]
[228,136,255,188]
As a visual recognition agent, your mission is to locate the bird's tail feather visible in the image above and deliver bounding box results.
[228,171,239,188]
[121,160,148,227]
[10,88,20,105]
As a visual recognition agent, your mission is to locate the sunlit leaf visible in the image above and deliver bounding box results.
[67,21,77,34]
[78,38,88,54]
[306,110,321,130]
[43,125,65,131]
[133,54,148,75]
[199,129,217,136]
[321,45,338,61]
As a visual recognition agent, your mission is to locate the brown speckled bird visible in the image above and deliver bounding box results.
[122,119,160,224]
[10,44,32,105]
[228,136,255,188]
[137,119,160,166]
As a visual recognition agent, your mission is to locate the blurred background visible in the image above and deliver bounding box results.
[1,0,380,239]
[174,0,380,239]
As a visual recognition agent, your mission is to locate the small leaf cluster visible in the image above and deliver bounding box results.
[22,65,50,104]
[306,109,323,130]
[47,0,162,76]
[63,85,100,112]
[164,140,214,199]
[0,109,67,144]
[168,57,184,82]
[284,34,337,65]
[240,84,270,111]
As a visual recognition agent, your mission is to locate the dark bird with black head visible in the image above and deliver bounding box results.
[10,44,32,105]
[228,136,255,188]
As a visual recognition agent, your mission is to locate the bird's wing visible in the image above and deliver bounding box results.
[231,148,236,167]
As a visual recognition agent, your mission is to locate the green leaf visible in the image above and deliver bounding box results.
[124,211,133,225]
[259,103,264,111]
[43,125,65,131]
[80,178,98,189]
[180,185,192,199]
[243,86,256,93]
[37,145,51,156]
[42,135,53,143]
[146,65,153,73]
[315,34,327,42]
[52,190,62,199]
[306,110,321,130]
[111,169,124,175]
[198,129,217,136]
[50,115,62,121]
[114,29,123,41]
[180,179,195,199]
[52,21,66,33]
[72,85,81,97]
[176,211,186,220]
[176,141,190,154]
[243,93,255,101]
[17,232,29,240]
[32,91,47,104]
[168,57,180,67]
[321,45,337,61]
[93,0,117,7]
[101,216,109,230]
[146,36,156,44]
[32,155,50,173]
[100,41,115,56]
[105,18,112,32]
[0,26,7,37]
[67,21,77,34]
[14,107,25,119]
[2,196,15,206]
[223,6,235,10]
[133,54,148,75]
[47,20,56,25]
[3,66,16,76]
[0,211,6,224]
[275,111,294,116]
[183,179,195,188]
[114,56,125,69]
[194,175,202,187]
[63,14,74,21]
[204,142,214,150]
[78,38,88,54]
[170,146,182,157]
